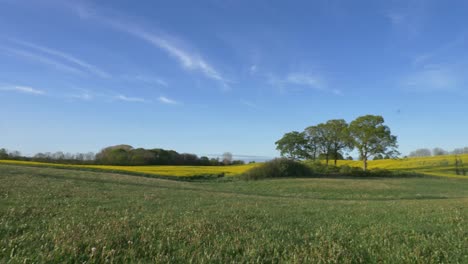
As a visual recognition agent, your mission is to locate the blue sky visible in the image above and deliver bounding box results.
[1,0,467,159]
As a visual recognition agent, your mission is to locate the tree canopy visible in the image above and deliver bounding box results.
[276,115,399,171]
[275,131,309,160]
[349,115,398,170]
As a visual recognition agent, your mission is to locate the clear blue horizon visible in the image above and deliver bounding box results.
[2,0,467,158]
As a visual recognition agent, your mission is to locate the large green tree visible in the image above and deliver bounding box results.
[349,115,398,171]
[314,123,334,165]
[310,120,352,165]
[275,131,309,160]
[304,126,321,161]
[324,119,353,166]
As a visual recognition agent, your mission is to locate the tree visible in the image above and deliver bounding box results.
[452,148,465,155]
[349,115,398,171]
[373,154,384,160]
[222,152,233,165]
[433,148,448,156]
[409,148,432,157]
[95,145,133,165]
[319,152,344,161]
[8,150,21,158]
[314,123,334,165]
[275,131,309,160]
[312,121,352,166]
[199,156,210,166]
[304,126,321,161]
[323,119,353,166]
[0,148,8,159]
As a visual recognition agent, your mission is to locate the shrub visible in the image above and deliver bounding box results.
[306,161,329,173]
[304,161,341,174]
[241,158,314,180]
[339,165,352,174]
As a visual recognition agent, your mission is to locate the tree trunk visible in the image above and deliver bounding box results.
[363,157,368,171]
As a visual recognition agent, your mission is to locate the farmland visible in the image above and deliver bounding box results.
[1,153,468,179]
[1,164,468,263]
[0,160,259,178]
[336,154,468,178]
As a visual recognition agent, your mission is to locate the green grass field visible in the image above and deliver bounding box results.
[1,164,467,263]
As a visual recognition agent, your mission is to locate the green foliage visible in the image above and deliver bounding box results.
[318,119,353,165]
[349,115,398,171]
[0,148,8,159]
[339,165,354,174]
[95,145,228,166]
[241,158,313,180]
[304,126,321,160]
[373,154,384,160]
[319,152,344,161]
[275,131,309,160]
[279,115,396,168]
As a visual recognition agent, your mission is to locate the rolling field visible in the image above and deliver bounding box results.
[1,164,467,263]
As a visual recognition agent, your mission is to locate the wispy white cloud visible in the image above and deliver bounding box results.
[131,75,168,87]
[285,73,325,90]
[240,99,260,109]
[0,85,45,95]
[332,89,343,96]
[0,46,85,75]
[411,34,467,67]
[268,72,341,95]
[70,92,93,101]
[386,12,406,25]
[384,1,428,38]
[249,65,258,74]
[115,94,147,103]
[402,65,459,92]
[122,27,229,90]
[71,6,229,90]
[10,39,111,78]
[158,96,179,105]
[267,72,343,95]
[403,35,468,92]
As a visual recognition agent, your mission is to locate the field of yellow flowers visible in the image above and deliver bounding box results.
[337,154,468,178]
[1,154,467,178]
[0,160,259,177]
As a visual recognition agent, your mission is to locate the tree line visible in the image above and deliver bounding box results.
[408,147,468,158]
[0,146,244,166]
[275,115,398,171]
[95,145,243,166]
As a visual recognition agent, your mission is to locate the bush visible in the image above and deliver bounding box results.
[304,161,341,174]
[241,158,314,180]
[339,165,352,174]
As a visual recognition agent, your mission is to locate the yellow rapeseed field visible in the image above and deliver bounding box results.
[1,154,467,178]
[336,154,468,178]
[0,160,259,177]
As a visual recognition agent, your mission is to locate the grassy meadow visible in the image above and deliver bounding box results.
[1,164,468,263]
